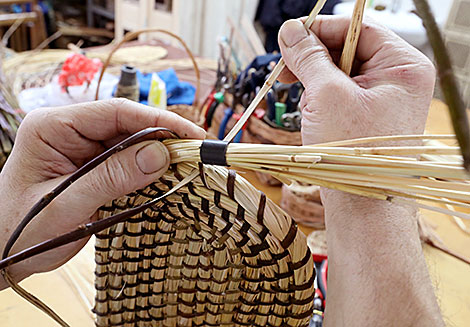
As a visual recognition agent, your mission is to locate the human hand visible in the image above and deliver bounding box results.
[0,99,205,289]
[278,16,435,145]
[278,16,436,205]
[278,17,443,327]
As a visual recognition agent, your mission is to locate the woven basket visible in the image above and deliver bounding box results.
[281,184,325,230]
[96,29,204,125]
[94,162,316,327]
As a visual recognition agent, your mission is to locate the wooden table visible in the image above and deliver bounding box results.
[0,100,469,326]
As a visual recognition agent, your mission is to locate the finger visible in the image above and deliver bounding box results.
[306,15,426,69]
[13,99,206,175]
[279,19,354,92]
[54,98,206,141]
[59,140,171,216]
[278,66,299,84]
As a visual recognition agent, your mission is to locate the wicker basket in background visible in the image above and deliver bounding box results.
[281,184,325,230]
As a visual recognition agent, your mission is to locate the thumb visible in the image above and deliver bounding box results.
[65,140,170,214]
[279,19,346,89]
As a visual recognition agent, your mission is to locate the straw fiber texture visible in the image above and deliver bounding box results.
[94,162,315,327]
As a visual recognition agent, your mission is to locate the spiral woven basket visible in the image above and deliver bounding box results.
[94,162,315,327]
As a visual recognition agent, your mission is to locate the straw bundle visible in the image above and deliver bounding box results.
[166,135,470,220]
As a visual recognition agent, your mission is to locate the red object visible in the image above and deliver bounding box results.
[58,54,102,92]
[254,108,266,120]
[232,113,249,130]
[203,92,216,130]
[313,253,328,305]
[321,259,328,294]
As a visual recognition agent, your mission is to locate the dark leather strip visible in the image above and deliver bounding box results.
[227,170,237,200]
[198,162,208,187]
[280,220,297,249]
[257,193,266,225]
[200,140,229,166]
[291,250,312,270]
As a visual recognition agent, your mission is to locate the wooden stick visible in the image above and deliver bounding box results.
[339,0,367,75]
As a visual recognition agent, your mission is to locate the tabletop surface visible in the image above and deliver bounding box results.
[0,99,468,326]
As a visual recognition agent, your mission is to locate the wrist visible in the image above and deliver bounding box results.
[320,188,419,241]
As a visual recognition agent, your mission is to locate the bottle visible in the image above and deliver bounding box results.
[148,73,167,110]
[115,65,140,102]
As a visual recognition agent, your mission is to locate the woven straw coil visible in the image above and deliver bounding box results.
[94,162,315,327]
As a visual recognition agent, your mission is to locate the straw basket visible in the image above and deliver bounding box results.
[94,162,316,327]
[92,32,317,325]
[281,184,325,229]
[96,29,204,125]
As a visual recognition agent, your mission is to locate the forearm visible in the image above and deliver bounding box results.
[322,190,444,327]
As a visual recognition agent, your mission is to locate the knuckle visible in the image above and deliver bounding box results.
[21,108,47,129]
[403,61,436,92]
[418,59,436,82]
[294,43,327,73]
[106,97,132,109]
[99,157,131,197]
[362,16,384,31]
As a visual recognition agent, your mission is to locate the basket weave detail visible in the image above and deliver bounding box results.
[94,163,315,327]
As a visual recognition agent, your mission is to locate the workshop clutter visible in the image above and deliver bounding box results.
[202,53,303,185]
[203,53,303,142]
[58,53,103,93]
[95,29,202,124]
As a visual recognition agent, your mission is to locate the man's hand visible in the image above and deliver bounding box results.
[0,99,205,290]
[279,16,444,326]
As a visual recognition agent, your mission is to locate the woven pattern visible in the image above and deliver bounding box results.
[94,163,315,327]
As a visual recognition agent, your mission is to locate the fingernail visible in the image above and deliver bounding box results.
[136,142,168,175]
[281,20,309,48]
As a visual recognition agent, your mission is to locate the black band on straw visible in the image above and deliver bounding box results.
[200,140,229,166]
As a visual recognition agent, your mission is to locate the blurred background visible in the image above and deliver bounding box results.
[0,0,468,105]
